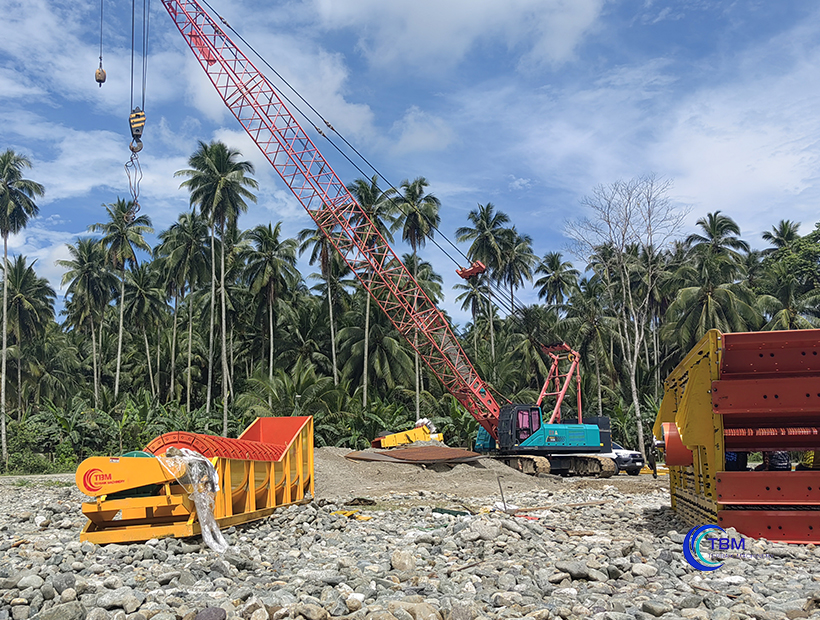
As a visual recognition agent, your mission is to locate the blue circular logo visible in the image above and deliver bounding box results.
[683,525,725,571]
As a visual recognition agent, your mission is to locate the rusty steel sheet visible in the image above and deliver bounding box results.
[346,445,482,464]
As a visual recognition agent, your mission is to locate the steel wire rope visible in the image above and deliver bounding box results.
[99,0,104,67]
[196,3,555,412]
[193,0,548,394]
[130,0,136,109]
[197,1,530,323]
[142,0,150,110]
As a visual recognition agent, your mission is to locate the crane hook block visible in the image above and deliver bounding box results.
[129,107,146,141]
[95,67,106,87]
[456,261,487,279]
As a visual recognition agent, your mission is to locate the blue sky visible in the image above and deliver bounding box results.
[2,0,819,325]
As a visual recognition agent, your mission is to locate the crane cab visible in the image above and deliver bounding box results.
[475,403,611,455]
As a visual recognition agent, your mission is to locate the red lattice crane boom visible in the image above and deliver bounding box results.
[160,0,501,438]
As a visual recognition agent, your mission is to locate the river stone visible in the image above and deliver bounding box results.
[555,561,589,581]
[641,600,673,617]
[390,550,416,572]
[35,602,87,620]
[59,589,77,604]
[41,583,55,601]
[364,613,397,620]
[390,609,413,620]
[96,588,140,613]
[17,576,44,590]
[631,563,658,578]
[194,609,227,620]
[294,604,329,620]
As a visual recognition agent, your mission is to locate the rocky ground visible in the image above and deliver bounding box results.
[2,448,820,620]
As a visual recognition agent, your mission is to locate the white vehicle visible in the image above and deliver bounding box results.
[599,442,644,475]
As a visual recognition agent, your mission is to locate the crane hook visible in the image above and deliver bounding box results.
[129,106,146,142]
[95,61,107,87]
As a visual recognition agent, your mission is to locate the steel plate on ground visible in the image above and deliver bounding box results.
[346,445,482,464]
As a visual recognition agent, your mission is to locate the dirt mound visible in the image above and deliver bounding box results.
[313,446,561,502]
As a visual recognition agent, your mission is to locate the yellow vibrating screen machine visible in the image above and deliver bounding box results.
[654,329,820,544]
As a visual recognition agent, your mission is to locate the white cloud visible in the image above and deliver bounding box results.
[309,0,605,71]
[457,15,820,241]
[0,68,46,100]
[508,176,533,191]
[8,225,82,295]
[651,34,820,237]
[389,107,455,155]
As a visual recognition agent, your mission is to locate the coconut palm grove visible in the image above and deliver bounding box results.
[1,142,818,474]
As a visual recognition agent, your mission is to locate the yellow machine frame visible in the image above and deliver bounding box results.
[653,330,724,525]
[76,417,314,545]
[372,425,444,448]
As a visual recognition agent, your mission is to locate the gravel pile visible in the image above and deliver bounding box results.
[2,462,820,620]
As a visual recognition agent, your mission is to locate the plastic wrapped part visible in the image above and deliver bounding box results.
[416,417,436,433]
[157,447,230,554]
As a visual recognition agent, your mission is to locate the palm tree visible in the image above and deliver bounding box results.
[394,177,441,420]
[756,262,820,330]
[124,264,166,396]
[243,222,299,390]
[0,149,44,462]
[455,203,510,268]
[89,198,153,400]
[508,304,559,391]
[454,276,487,355]
[337,319,415,398]
[31,323,79,408]
[299,226,344,385]
[399,254,443,304]
[155,210,209,412]
[276,295,332,374]
[57,239,117,408]
[176,140,258,437]
[348,175,397,409]
[685,210,749,261]
[497,229,536,308]
[662,254,760,351]
[456,203,510,367]
[396,251,445,396]
[762,219,801,255]
[5,256,55,415]
[535,251,579,306]
[564,277,615,417]
[739,249,765,290]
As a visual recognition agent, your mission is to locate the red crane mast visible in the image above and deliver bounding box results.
[160,0,501,437]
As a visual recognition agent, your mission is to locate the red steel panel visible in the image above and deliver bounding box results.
[712,377,820,416]
[718,509,820,544]
[720,330,820,378]
[239,416,311,446]
[716,471,820,505]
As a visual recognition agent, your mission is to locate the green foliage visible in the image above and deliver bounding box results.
[4,157,820,472]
